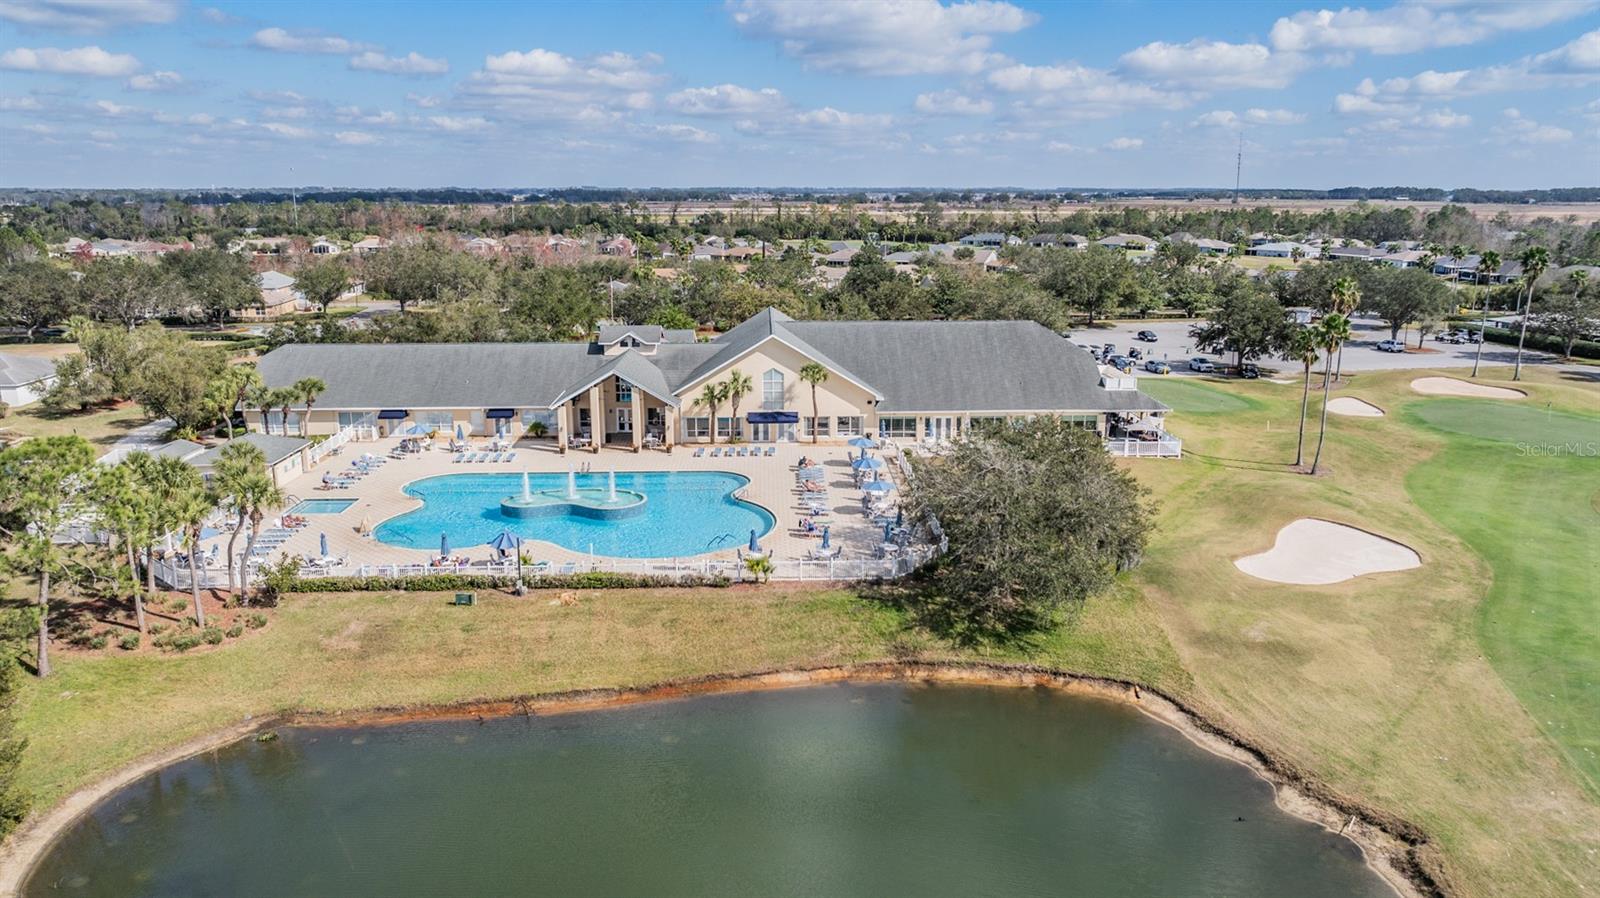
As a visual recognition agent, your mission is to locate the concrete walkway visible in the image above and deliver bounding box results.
[100,417,173,463]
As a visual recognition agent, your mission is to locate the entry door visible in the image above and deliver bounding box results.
[616,408,632,433]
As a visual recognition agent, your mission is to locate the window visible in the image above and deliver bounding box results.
[614,378,633,403]
[1062,414,1099,430]
[265,411,301,435]
[684,417,710,439]
[805,417,830,438]
[521,409,556,430]
[878,416,917,439]
[762,368,784,407]
[337,411,376,430]
[716,416,736,438]
[835,416,862,437]
[416,411,453,432]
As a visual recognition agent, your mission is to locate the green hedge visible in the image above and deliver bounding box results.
[282,571,733,593]
[1480,326,1600,361]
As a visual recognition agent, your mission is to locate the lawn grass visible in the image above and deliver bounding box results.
[1130,366,1600,897]
[1133,376,1262,414]
[1402,399,1600,795]
[11,582,1189,814]
[0,401,153,455]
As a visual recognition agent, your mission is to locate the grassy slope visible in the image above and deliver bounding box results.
[1131,366,1600,898]
[0,402,152,456]
[13,584,1187,813]
[1403,400,1600,794]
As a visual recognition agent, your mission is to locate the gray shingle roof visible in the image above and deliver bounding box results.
[552,349,679,407]
[676,308,883,399]
[258,342,604,409]
[190,433,310,467]
[150,439,206,461]
[595,324,695,345]
[0,352,58,388]
[257,271,296,290]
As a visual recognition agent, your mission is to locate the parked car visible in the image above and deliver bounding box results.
[1128,347,1144,361]
[1377,339,1406,353]
[1187,357,1216,373]
[1463,330,1482,344]
[1103,343,1117,356]
[1143,359,1171,374]
[1239,362,1261,379]
[1135,330,1158,342]
[1106,355,1135,372]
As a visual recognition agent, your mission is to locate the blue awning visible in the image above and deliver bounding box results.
[485,408,516,419]
[377,409,409,420]
[747,411,799,424]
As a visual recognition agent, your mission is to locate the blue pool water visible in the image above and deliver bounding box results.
[288,499,357,515]
[373,472,775,558]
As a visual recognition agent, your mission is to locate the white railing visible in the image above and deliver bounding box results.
[306,425,352,467]
[1105,437,1183,458]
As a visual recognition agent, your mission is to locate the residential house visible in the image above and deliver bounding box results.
[598,236,636,257]
[1323,246,1388,262]
[309,237,342,256]
[462,236,502,257]
[959,232,1019,247]
[1165,232,1232,254]
[251,307,1170,452]
[1378,250,1428,268]
[821,248,859,267]
[352,235,390,255]
[0,352,59,407]
[1027,233,1089,249]
[1247,241,1321,259]
[1096,234,1155,251]
[240,270,306,320]
[1432,255,1523,284]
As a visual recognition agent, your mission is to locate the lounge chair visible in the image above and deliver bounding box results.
[765,446,776,456]
[503,451,516,463]
[453,452,467,463]
[693,447,705,458]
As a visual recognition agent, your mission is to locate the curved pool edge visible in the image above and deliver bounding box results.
[369,468,776,558]
[0,661,1443,898]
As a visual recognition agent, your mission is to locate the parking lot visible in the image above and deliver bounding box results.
[1067,316,1560,378]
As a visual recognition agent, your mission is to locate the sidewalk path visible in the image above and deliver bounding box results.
[100,417,173,463]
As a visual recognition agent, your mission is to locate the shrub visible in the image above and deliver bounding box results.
[118,633,141,651]
[246,613,268,629]
[87,633,109,650]
[167,633,202,653]
[202,627,224,645]
[167,598,188,613]
[149,623,168,636]
[278,571,732,594]
[224,625,243,639]
[0,401,8,419]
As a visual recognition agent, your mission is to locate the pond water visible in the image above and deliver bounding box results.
[25,684,1395,898]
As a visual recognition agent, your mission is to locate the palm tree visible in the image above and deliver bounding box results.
[235,471,283,598]
[697,383,728,444]
[213,441,266,596]
[798,363,829,444]
[724,369,753,441]
[293,376,327,437]
[1329,276,1360,382]
[1284,326,1321,468]
[274,387,298,437]
[91,461,151,635]
[227,366,263,441]
[172,480,217,628]
[1310,280,1356,476]
[1471,250,1501,377]
[1512,245,1549,381]
[1448,244,1470,282]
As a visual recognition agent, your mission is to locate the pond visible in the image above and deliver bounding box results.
[25,684,1396,898]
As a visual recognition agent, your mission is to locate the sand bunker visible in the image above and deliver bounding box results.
[1409,377,1526,399]
[1327,397,1385,417]
[1235,519,1421,586]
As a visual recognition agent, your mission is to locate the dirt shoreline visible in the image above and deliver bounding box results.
[0,661,1450,898]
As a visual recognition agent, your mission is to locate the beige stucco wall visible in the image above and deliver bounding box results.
[673,337,880,441]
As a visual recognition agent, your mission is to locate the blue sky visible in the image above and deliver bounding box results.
[1,0,1597,189]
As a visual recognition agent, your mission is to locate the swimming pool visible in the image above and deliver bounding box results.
[288,499,357,515]
[372,471,774,558]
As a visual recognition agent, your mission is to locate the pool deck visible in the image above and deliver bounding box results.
[200,436,910,575]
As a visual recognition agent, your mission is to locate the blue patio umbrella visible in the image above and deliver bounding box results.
[199,526,221,539]
[847,437,878,449]
[440,532,451,557]
[456,423,465,441]
[319,532,329,557]
[863,480,894,493]
[488,529,521,557]
[748,529,761,553]
[820,526,831,550]
[883,521,893,542]
[851,456,883,470]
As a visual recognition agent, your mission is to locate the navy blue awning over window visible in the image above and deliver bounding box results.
[747,411,799,424]
[485,408,516,419]
[377,409,409,420]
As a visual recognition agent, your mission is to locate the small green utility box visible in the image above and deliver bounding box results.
[453,592,475,606]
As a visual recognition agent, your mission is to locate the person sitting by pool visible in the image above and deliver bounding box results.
[281,513,308,529]
[796,456,815,469]
[798,479,825,492]
[796,518,819,537]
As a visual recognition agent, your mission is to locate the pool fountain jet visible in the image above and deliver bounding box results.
[500,467,647,520]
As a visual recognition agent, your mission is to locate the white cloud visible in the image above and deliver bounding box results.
[792,106,892,129]
[260,122,314,139]
[251,28,374,55]
[727,0,1036,75]
[21,123,54,135]
[1350,30,1600,101]
[0,96,42,110]
[1119,39,1308,90]
[0,45,140,77]
[349,51,449,76]
[126,69,182,91]
[913,89,992,115]
[641,123,717,143]
[0,0,180,31]
[480,48,661,89]
[1333,79,1418,115]
[1245,107,1306,124]
[88,128,116,141]
[406,93,442,108]
[987,61,1189,118]
[1104,137,1143,150]
[429,115,490,132]
[1419,109,1472,129]
[665,83,786,116]
[1046,140,1088,153]
[334,130,378,145]
[1193,109,1239,128]
[94,99,143,117]
[1492,107,1573,144]
[262,106,309,119]
[458,48,665,125]
[1270,1,1596,55]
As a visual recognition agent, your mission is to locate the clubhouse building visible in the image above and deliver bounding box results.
[251,308,1171,452]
